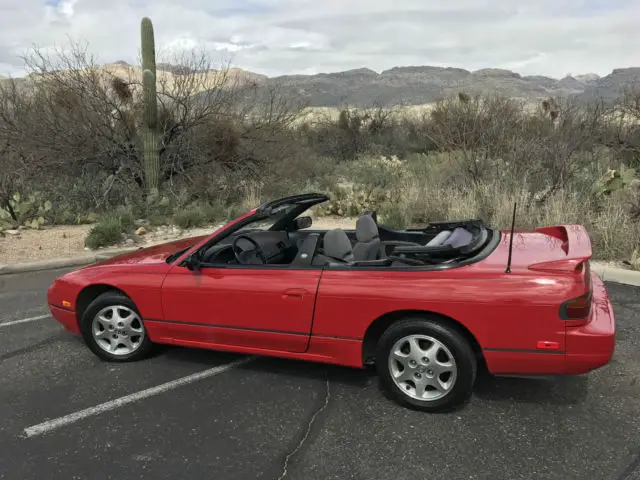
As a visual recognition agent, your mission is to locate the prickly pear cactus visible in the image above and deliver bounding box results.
[0,192,52,229]
[595,166,639,197]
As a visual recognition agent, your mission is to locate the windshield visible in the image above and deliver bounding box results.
[165,246,191,264]
[236,204,298,233]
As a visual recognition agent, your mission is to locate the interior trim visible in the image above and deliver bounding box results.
[175,229,501,273]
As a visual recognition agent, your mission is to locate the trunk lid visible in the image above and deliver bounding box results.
[486,224,594,326]
[492,224,592,274]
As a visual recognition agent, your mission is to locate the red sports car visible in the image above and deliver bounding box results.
[47,193,616,412]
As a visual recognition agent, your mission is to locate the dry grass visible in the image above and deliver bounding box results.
[376,160,640,263]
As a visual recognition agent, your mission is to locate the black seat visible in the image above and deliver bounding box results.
[291,233,320,266]
[313,228,355,265]
[352,214,382,261]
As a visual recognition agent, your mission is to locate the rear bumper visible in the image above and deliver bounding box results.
[49,304,80,335]
[564,272,615,374]
[482,271,615,376]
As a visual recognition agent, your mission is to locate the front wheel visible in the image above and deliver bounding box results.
[80,291,154,362]
[376,317,477,412]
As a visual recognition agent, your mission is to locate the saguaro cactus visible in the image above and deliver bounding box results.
[140,17,160,195]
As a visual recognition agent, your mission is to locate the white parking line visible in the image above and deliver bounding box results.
[23,356,255,438]
[0,314,51,328]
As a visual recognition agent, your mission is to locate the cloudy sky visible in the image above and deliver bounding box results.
[1,0,639,78]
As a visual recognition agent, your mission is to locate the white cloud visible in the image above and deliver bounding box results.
[0,0,639,78]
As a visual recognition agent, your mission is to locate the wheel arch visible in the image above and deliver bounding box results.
[75,284,131,327]
[361,309,486,369]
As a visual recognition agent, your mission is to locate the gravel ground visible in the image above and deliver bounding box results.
[0,225,92,264]
[0,217,357,265]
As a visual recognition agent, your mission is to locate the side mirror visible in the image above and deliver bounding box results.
[184,253,202,272]
[294,216,312,230]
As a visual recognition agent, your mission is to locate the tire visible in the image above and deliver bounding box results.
[376,316,477,412]
[80,291,153,362]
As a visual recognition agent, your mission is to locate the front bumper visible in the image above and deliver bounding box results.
[47,280,80,335]
[48,304,80,334]
[564,272,616,374]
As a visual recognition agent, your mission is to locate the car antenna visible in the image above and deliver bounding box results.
[505,202,517,274]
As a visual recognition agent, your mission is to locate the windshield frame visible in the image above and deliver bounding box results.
[173,193,329,266]
[235,204,299,233]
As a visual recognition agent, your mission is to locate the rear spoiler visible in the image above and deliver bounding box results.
[528,225,593,273]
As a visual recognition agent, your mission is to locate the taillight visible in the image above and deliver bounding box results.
[559,291,592,320]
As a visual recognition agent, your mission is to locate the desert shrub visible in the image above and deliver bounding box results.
[84,208,135,249]
[172,208,207,229]
[147,213,169,227]
[225,203,248,220]
[112,207,135,230]
[587,189,640,261]
[316,155,407,216]
[172,201,226,229]
[301,105,433,160]
[85,219,123,249]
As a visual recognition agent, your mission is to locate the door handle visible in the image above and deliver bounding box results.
[283,288,307,299]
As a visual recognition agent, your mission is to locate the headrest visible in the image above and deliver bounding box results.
[323,228,354,260]
[356,214,379,243]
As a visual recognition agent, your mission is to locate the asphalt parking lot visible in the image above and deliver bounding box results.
[1,268,639,480]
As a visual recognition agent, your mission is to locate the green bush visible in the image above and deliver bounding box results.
[85,216,126,249]
[172,202,226,229]
[147,213,168,227]
[112,207,135,230]
[173,208,206,229]
[84,209,136,249]
[225,203,248,221]
[316,155,406,216]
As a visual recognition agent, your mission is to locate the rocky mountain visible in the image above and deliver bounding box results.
[574,68,640,105]
[248,66,639,107]
[574,73,601,85]
[3,60,639,108]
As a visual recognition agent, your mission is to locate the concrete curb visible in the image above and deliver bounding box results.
[1,250,639,287]
[590,262,640,287]
[0,247,139,276]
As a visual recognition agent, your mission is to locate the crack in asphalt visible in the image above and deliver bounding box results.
[276,377,331,480]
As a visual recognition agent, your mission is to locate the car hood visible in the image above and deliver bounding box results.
[87,235,209,268]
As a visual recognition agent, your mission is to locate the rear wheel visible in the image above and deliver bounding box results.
[80,291,153,362]
[376,316,477,412]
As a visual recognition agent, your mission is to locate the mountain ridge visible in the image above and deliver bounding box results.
[3,61,640,107]
[240,65,638,107]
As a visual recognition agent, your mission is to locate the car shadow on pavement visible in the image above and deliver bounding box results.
[155,344,247,366]
[473,371,590,406]
[158,346,590,407]
[162,345,376,386]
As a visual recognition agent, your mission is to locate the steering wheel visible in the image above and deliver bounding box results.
[231,235,268,265]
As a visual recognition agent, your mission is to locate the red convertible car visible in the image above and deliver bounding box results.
[48,193,615,412]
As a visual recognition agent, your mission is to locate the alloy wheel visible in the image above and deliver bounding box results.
[91,305,146,356]
[387,334,458,401]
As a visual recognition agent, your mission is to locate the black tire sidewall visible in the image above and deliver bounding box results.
[80,292,153,362]
[376,317,477,412]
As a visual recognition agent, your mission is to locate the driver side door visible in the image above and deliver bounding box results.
[159,263,322,353]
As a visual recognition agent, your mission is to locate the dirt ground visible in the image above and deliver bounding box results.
[0,217,357,265]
